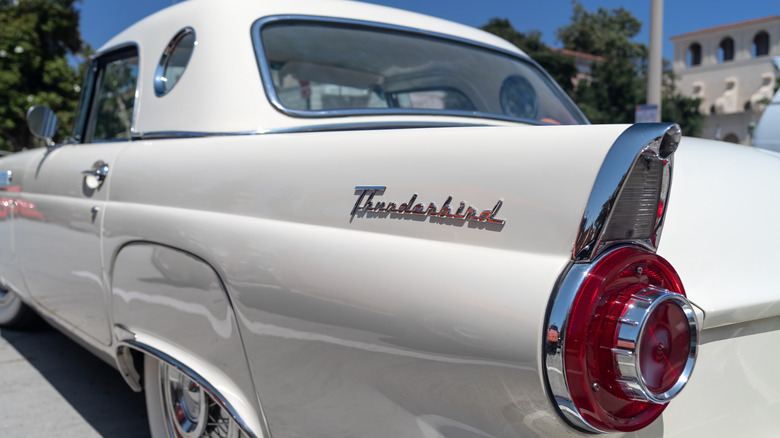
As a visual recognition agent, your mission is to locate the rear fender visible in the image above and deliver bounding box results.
[110,243,268,438]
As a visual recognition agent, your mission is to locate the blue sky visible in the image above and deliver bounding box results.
[78,0,779,61]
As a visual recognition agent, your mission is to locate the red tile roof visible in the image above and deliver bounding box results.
[551,48,606,62]
[671,15,780,40]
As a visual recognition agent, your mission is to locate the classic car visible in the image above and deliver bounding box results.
[1,1,779,437]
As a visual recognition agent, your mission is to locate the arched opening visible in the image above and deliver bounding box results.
[723,133,740,144]
[687,43,702,67]
[753,31,769,57]
[718,37,734,63]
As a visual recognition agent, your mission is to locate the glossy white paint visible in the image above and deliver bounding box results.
[112,244,267,437]
[660,137,780,328]
[0,1,777,436]
[97,125,621,437]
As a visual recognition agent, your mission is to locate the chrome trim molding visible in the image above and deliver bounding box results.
[250,15,588,124]
[573,123,681,262]
[134,130,260,140]
[543,247,698,433]
[542,261,601,433]
[154,27,197,97]
[135,121,494,139]
[613,289,698,403]
[117,338,259,438]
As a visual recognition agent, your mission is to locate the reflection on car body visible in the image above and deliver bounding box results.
[0,1,779,437]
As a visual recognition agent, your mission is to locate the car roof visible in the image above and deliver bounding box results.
[96,0,530,136]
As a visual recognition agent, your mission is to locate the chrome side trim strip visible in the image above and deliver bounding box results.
[133,121,496,139]
[117,338,259,438]
[572,123,681,262]
[250,15,588,124]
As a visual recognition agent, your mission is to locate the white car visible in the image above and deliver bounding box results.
[1,1,779,437]
[754,82,780,152]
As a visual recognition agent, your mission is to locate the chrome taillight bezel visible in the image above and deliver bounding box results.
[544,246,699,433]
[545,123,698,433]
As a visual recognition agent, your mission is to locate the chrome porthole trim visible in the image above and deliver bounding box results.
[154,27,197,97]
[573,123,681,263]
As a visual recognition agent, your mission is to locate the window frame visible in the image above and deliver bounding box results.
[72,45,140,144]
[251,15,588,126]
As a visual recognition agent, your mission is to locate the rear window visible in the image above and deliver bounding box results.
[255,18,585,125]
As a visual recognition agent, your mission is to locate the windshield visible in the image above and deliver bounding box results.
[255,18,586,125]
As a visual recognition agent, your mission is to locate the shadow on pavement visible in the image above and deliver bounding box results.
[0,322,150,437]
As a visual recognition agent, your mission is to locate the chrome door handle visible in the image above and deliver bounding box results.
[82,163,109,189]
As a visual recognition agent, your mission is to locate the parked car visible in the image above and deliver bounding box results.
[754,80,780,152]
[1,1,779,437]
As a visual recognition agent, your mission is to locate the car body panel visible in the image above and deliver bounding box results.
[13,144,129,345]
[659,137,780,329]
[0,1,778,437]
[753,77,780,153]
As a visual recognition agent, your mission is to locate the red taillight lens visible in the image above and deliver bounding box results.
[562,247,697,432]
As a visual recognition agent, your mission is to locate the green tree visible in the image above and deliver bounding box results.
[661,65,703,137]
[556,1,703,135]
[481,18,577,94]
[0,0,85,152]
[557,2,646,123]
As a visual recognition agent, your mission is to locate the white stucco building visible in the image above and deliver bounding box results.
[671,16,780,145]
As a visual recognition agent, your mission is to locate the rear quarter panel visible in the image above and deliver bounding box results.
[103,124,625,436]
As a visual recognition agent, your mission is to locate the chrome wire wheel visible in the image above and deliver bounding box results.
[161,362,209,438]
[147,357,243,438]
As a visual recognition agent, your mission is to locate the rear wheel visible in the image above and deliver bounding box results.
[0,287,37,329]
[144,354,243,438]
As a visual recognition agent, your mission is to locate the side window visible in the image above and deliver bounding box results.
[75,47,139,143]
[92,52,139,141]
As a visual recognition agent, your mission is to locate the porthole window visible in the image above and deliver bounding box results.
[154,27,196,96]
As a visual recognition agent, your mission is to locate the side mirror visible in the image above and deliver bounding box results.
[26,105,59,148]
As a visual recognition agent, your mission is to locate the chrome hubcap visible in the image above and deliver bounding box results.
[158,362,243,438]
[161,363,208,438]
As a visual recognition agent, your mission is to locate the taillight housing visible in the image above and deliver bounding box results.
[545,246,698,433]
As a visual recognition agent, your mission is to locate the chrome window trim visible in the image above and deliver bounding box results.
[572,123,681,263]
[83,43,141,144]
[154,27,197,97]
[133,121,496,139]
[117,338,260,438]
[250,15,588,124]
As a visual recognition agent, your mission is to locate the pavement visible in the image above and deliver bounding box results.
[0,322,150,437]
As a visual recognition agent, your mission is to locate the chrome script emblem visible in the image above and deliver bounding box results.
[351,186,505,225]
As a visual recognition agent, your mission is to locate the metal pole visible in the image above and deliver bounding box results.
[648,0,663,122]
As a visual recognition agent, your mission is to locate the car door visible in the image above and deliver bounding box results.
[15,46,139,345]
